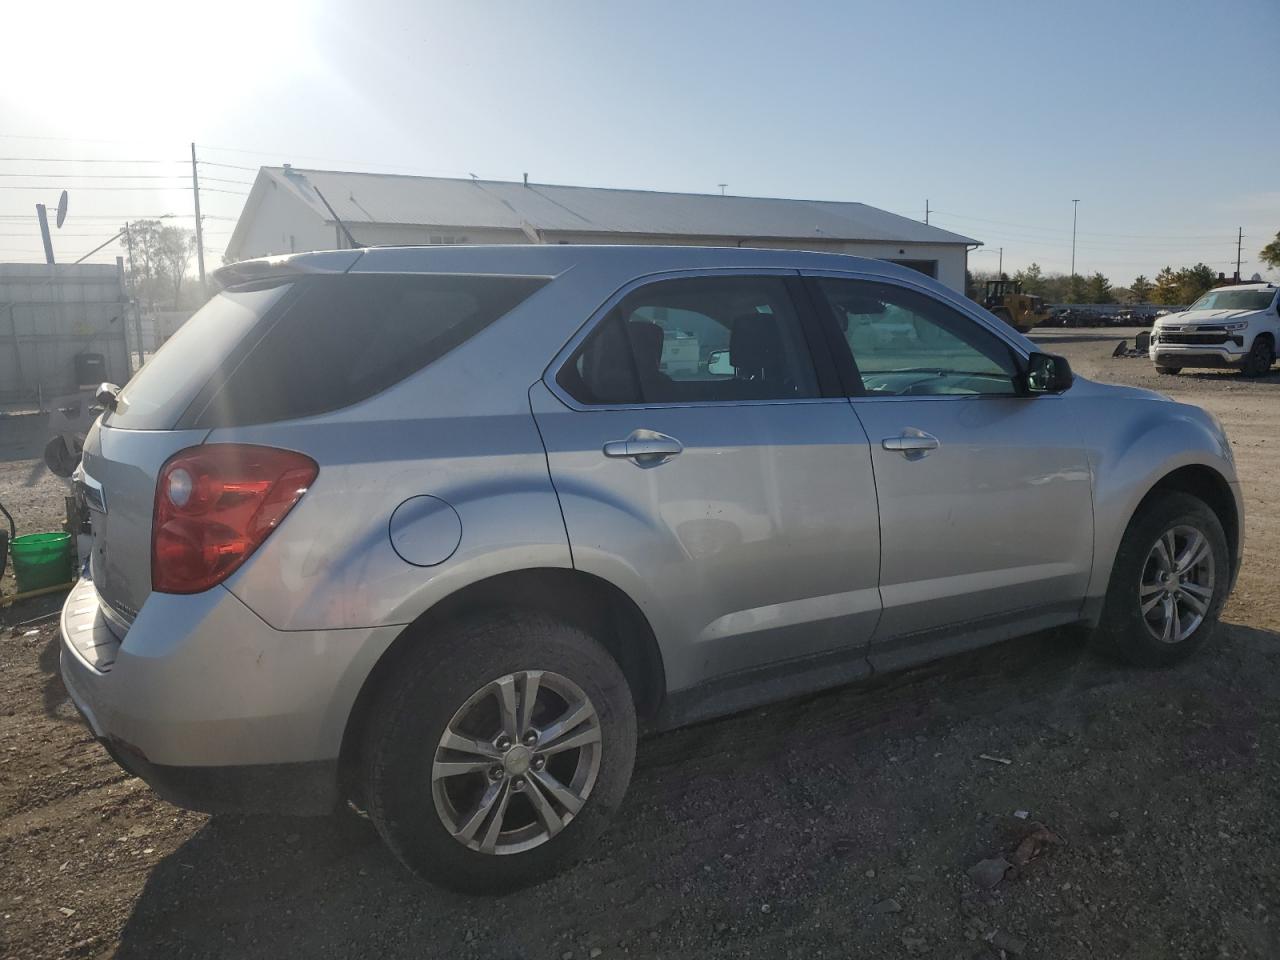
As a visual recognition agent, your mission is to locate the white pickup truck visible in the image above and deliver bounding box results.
[1149,282,1280,376]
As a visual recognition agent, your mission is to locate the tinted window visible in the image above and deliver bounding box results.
[816,278,1019,397]
[106,283,292,430]
[557,276,820,405]
[192,273,547,427]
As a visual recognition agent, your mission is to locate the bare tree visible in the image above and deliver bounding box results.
[122,220,197,308]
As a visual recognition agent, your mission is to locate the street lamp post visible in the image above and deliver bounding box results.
[1070,200,1080,279]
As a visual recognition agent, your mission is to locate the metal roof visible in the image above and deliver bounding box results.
[248,166,977,246]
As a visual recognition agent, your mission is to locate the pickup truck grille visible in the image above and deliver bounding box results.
[1157,330,1241,346]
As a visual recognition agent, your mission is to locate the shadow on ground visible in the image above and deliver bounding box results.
[110,628,1151,960]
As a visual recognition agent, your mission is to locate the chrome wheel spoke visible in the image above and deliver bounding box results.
[525,774,565,835]
[539,701,594,749]
[1180,579,1213,601]
[1152,533,1174,573]
[479,781,513,854]
[432,757,494,780]
[1170,597,1182,642]
[454,779,504,842]
[1141,592,1165,615]
[540,723,601,756]
[439,729,502,760]
[1158,596,1175,643]
[495,675,520,740]
[532,768,585,815]
[1175,532,1209,574]
[1140,581,1165,598]
[519,670,542,735]
[1178,586,1209,616]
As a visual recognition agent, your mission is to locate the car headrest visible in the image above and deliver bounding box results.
[730,313,783,374]
[627,320,665,377]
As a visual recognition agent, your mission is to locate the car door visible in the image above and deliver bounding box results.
[530,271,881,700]
[804,273,1094,669]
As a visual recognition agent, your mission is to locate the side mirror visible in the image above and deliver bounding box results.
[1023,352,1073,394]
[95,382,121,412]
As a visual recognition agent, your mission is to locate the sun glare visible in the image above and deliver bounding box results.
[3,1,315,138]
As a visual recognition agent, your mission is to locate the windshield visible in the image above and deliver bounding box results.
[1187,289,1275,312]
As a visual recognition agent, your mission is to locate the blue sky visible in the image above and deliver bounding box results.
[2,0,1277,282]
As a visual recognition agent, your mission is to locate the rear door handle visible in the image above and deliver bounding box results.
[603,430,683,465]
[882,430,940,460]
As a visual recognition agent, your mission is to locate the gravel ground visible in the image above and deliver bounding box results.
[1,329,1278,960]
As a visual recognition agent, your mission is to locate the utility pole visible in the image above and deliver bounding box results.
[191,142,206,286]
[123,222,145,370]
[718,183,727,196]
[1070,199,1080,278]
[1236,227,1243,281]
[998,247,1003,278]
[925,199,930,225]
[35,203,55,264]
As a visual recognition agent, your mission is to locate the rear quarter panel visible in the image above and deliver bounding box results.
[214,413,571,631]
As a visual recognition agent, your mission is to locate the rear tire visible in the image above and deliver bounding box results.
[363,612,636,893]
[1091,492,1229,666]
[1155,366,1181,375]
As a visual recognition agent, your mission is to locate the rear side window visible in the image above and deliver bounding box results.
[107,283,291,430]
[556,275,820,405]
[191,273,547,427]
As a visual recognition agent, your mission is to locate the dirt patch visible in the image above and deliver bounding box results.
[1,336,1278,959]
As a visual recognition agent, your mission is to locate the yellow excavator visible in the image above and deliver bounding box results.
[982,279,1050,333]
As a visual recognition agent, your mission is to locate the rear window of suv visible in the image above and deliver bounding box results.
[126,272,544,429]
[107,282,292,430]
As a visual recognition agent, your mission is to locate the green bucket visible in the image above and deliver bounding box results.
[10,531,74,594]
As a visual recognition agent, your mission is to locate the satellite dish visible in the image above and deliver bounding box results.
[55,190,68,228]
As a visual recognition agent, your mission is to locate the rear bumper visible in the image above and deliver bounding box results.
[59,577,401,815]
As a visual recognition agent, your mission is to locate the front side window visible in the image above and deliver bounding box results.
[557,275,820,405]
[815,278,1019,397]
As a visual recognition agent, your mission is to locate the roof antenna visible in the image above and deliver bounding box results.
[311,184,362,249]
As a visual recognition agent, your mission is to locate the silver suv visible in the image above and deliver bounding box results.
[61,245,1242,892]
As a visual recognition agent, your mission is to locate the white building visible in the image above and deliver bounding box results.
[225,167,979,292]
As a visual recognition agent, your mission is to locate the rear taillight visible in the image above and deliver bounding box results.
[152,444,318,594]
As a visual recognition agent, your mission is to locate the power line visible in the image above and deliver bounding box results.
[0,173,252,185]
[198,160,260,172]
[0,155,186,164]
[0,184,249,194]
[0,212,238,221]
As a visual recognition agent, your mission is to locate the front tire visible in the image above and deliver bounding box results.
[1092,492,1229,666]
[1242,337,1275,378]
[363,612,636,893]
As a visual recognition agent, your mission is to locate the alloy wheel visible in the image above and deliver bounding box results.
[431,670,602,855]
[1139,524,1215,644]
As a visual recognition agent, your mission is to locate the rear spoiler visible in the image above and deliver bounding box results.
[211,250,364,289]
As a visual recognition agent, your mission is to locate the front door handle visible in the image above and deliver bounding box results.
[882,429,940,460]
[603,430,683,466]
